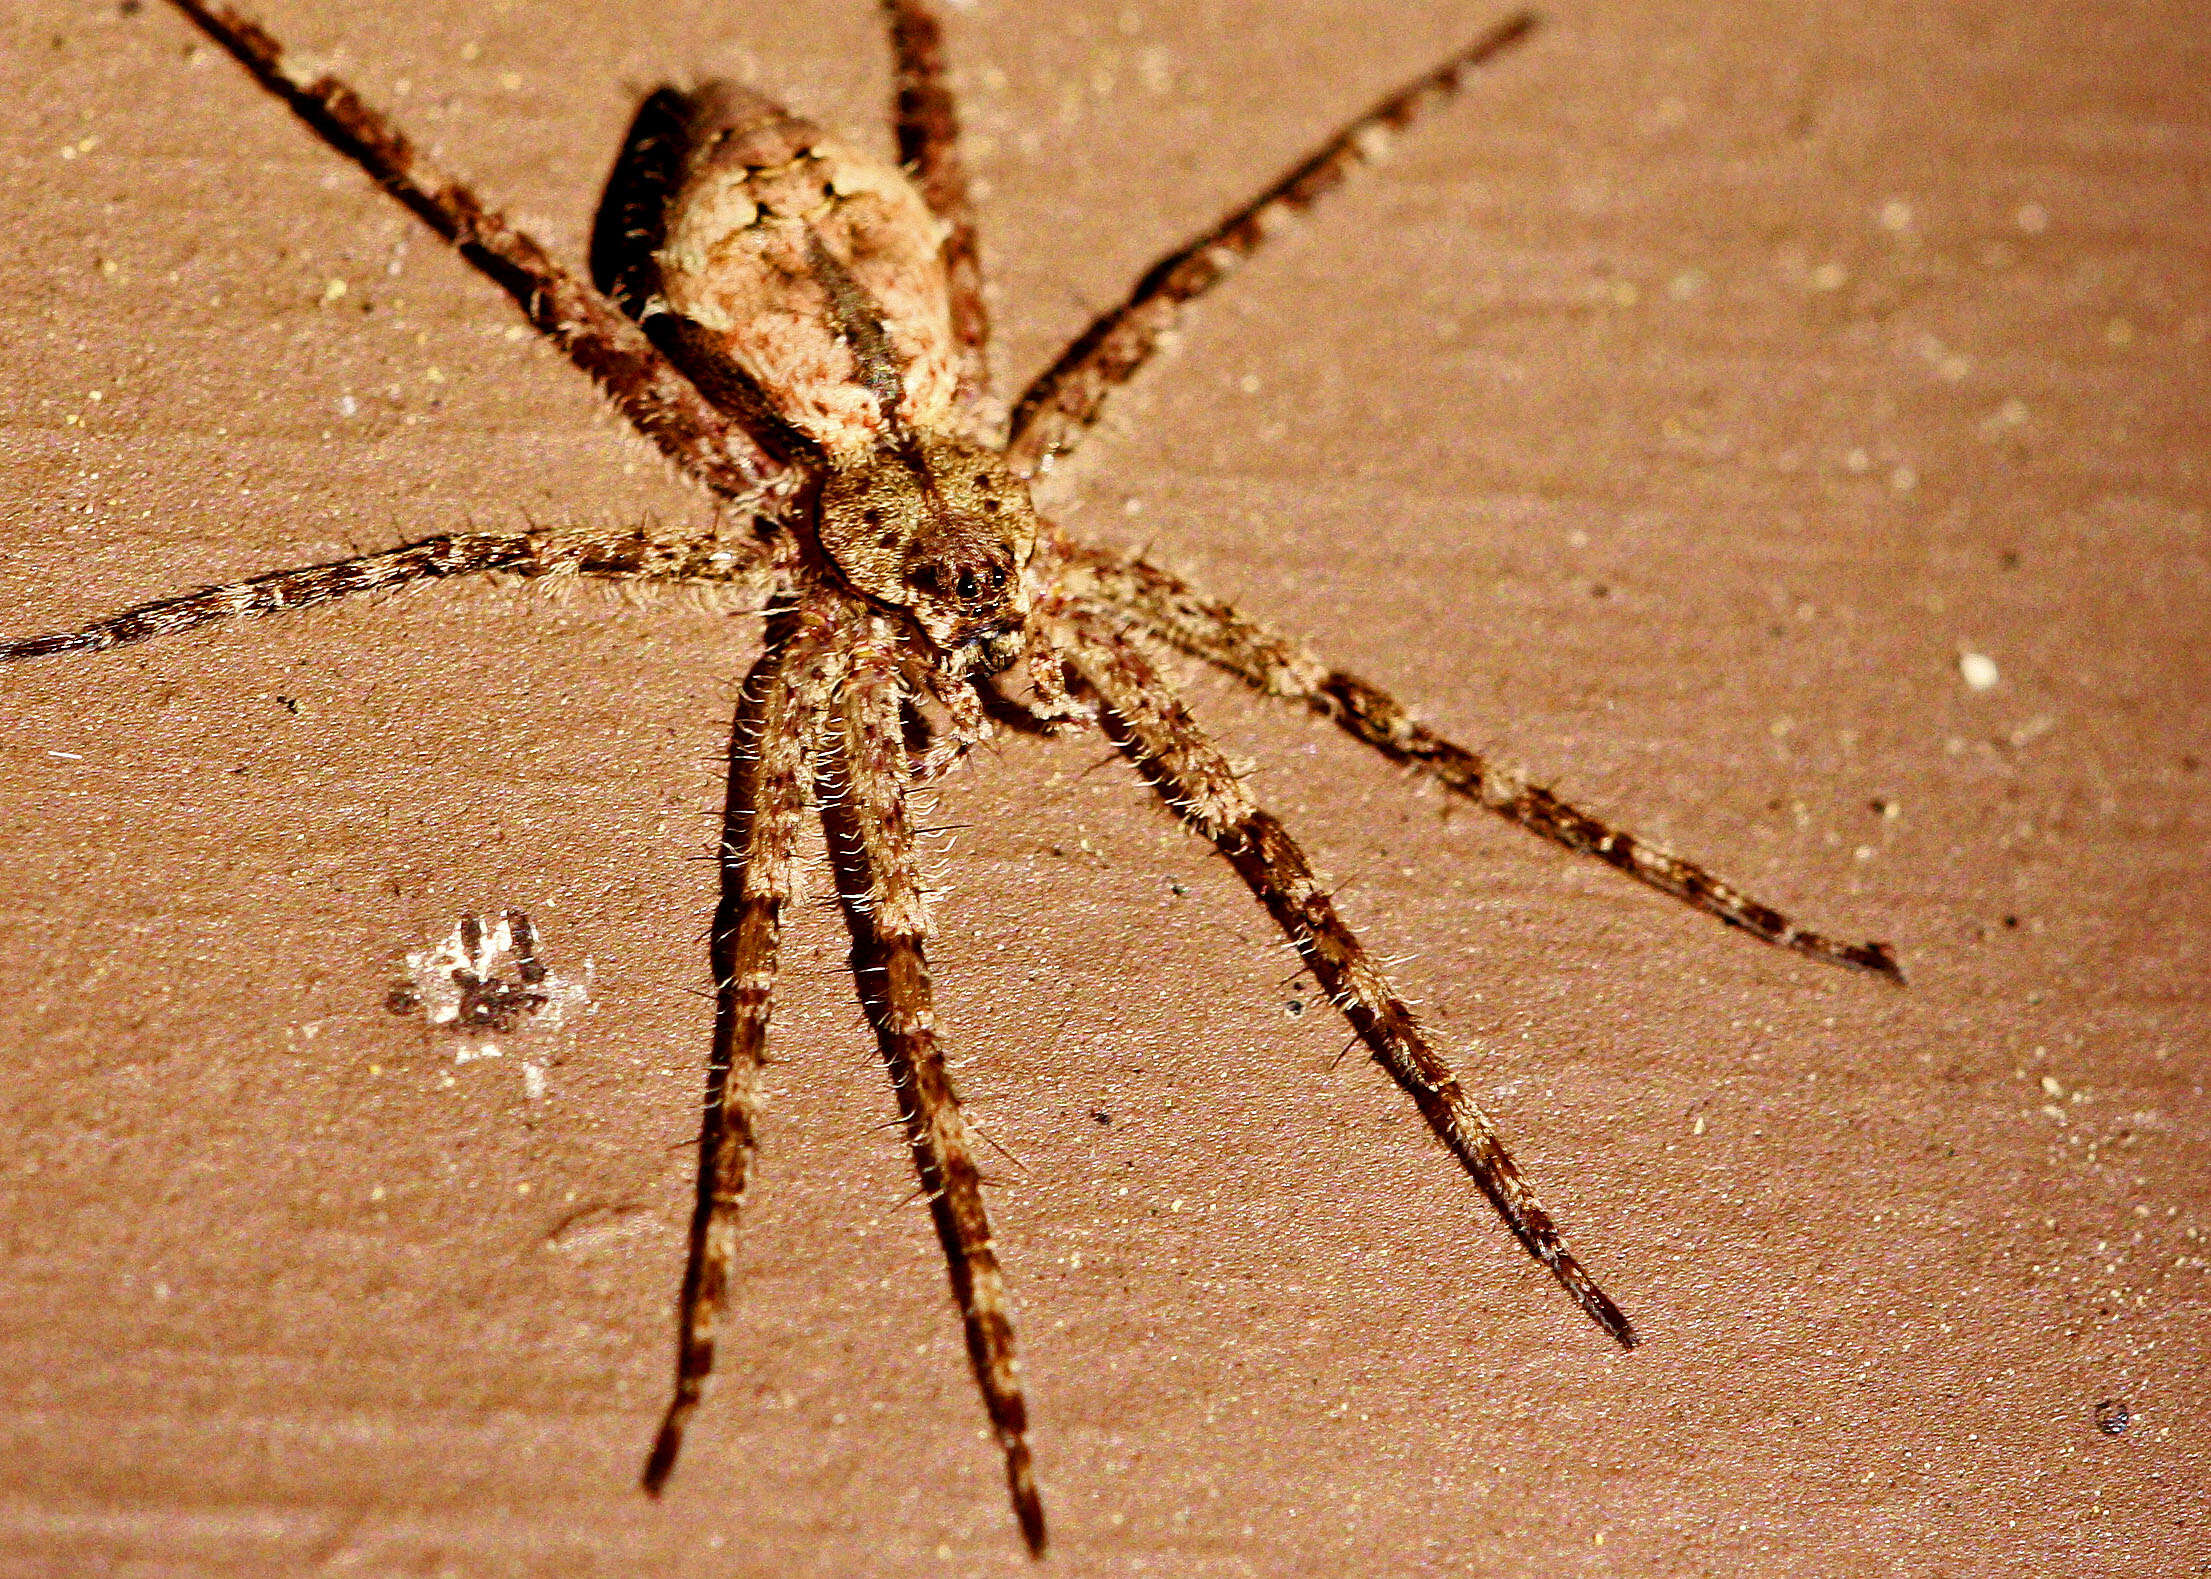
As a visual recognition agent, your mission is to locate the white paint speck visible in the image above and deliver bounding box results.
[1958,651,2001,691]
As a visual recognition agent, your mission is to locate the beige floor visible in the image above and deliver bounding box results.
[0,0,2203,1572]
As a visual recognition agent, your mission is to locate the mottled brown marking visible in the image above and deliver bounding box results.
[815,434,1037,662]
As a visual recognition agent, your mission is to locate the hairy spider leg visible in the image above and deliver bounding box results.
[1004,10,1539,476]
[883,0,995,424]
[824,626,1048,1555]
[0,525,777,666]
[1053,609,1637,1348]
[0,534,525,663]
[646,609,851,1494]
[168,0,792,511]
[1065,553,1904,981]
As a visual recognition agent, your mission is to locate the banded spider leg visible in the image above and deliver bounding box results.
[824,627,1046,1551]
[1042,605,1637,1342]
[1055,549,1905,981]
[645,596,1047,1550]
[644,605,851,1494]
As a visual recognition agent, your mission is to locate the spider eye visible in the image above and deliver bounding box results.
[981,498,1001,514]
[955,569,980,600]
[988,564,1008,589]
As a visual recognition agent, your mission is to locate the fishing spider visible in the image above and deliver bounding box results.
[4,0,1902,1556]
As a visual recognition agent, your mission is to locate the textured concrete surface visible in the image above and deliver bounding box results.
[1,1,2205,1573]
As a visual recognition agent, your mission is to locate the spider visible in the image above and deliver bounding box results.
[3,0,1903,1557]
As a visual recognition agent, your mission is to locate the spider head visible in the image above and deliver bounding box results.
[817,435,1037,671]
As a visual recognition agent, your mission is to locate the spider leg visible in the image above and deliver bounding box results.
[0,524,779,665]
[821,626,1047,1557]
[1052,607,1637,1349]
[880,0,996,427]
[166,0,792,510]
[645,605,849,1493]
[1003,11,1537,476]
[1064,552,1904,982]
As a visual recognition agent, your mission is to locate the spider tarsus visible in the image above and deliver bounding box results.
[1009,1446,1048,1557]
[1598,1298,1640,1350]
[0,631,99,663]
[640,1403,691,1498]
[1830,935,1906,984]
[1530,1233,1638,1349]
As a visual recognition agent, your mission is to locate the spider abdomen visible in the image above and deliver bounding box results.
[653,84,962,461]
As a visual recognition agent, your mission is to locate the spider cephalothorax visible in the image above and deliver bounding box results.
[2,1,1901,1558]
[814,436,1037,668]
[636,78,1038,666]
